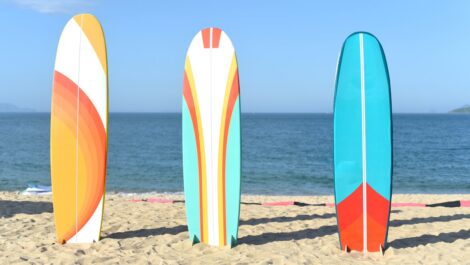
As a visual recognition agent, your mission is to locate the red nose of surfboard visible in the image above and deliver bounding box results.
[201,27,222,49]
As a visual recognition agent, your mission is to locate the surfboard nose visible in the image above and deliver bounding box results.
[201,27,222,48]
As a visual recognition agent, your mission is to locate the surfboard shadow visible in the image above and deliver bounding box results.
[0,200,52,218]
[389,213,470,227]
[389,229,470,249]
[103,225,187,239]
[240,213,336,226]
[238,224,337,246]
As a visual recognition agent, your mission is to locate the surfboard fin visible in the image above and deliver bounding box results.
[230,236,238,248]
[380,244,385,255]
[191,235,200,245]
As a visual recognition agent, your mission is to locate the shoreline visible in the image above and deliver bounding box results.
[1,192,469,264]
[4,189,470,198]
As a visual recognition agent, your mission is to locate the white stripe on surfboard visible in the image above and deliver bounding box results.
[187,30,218,245]
[210,31,235,245]
[209,28,218,246]
[359,33,367,253]
[55,19,107,131]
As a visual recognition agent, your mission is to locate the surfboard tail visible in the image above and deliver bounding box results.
[336,183,390,252]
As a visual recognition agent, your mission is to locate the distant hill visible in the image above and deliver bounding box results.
[0,103,35,112]
[449,105,470,114]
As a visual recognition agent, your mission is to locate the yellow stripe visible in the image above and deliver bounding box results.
[74,14,107,74]
[185,57,208,243]
[217,54,238,246]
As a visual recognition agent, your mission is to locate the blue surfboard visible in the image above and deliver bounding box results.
[333,32,393,253]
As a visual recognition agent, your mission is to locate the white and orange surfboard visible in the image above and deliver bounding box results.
[182,28,241,247]
[50,14,108,244]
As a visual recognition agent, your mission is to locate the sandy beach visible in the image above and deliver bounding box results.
[1,192,469,264]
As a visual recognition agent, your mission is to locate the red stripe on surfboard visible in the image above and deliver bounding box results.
[336,183,390,252]
[212,28,222,48]
[337,183,363,251]
[183,71,205,243]
[221,69,239,245]
[337,184,363,231]
[202,28,211,48]
[366,184,389,252]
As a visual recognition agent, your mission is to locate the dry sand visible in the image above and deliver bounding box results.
[1,192,469,264]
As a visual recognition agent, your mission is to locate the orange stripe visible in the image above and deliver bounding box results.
[217,54,239,245]
[185,58,208,243]
[183,72,206,243]
[212,28,222,48]
[222,70,239,245]
[201,28,211,48]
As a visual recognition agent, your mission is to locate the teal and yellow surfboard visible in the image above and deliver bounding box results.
[333,32,392,253]
[182,28,241,247]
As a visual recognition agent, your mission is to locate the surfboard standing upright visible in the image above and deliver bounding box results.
[50,14,108,244]
[333,32,392,253]
[182,28,241,247]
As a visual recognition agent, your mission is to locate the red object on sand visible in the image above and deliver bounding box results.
[147,198,174,203]
[461,200,470,207]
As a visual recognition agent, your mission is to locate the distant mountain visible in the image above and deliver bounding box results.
[449,105,470,114]
[0,103,35,112]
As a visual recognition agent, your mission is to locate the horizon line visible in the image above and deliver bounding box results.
[0,111,461,114]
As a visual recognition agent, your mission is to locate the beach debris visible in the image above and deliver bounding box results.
[21,184,51,195]
[259,200,470,208]
[427,200,470,208]
[130,198,175,204]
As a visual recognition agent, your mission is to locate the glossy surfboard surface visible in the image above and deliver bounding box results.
[333,32,392,253]
[182,27,241,247]
[50,14,108,244]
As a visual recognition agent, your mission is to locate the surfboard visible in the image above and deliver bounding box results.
[50,14,108,244]
[333,32,392,253]
[182,27,241,247]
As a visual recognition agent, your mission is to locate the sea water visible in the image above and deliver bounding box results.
[0,113,469,195]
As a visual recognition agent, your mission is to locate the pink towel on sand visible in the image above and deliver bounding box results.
[461,200,470,207]
[262,201,294,206]
[392,202,426,207]
[147,198,174,203]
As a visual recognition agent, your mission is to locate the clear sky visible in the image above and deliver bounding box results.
[0,1,469,113]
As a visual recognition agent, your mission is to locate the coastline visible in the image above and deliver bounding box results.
[1,192,469,264]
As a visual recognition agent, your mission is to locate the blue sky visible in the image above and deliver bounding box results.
[0,1,469,113]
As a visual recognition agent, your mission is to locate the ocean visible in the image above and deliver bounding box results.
[0,113,469,195]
